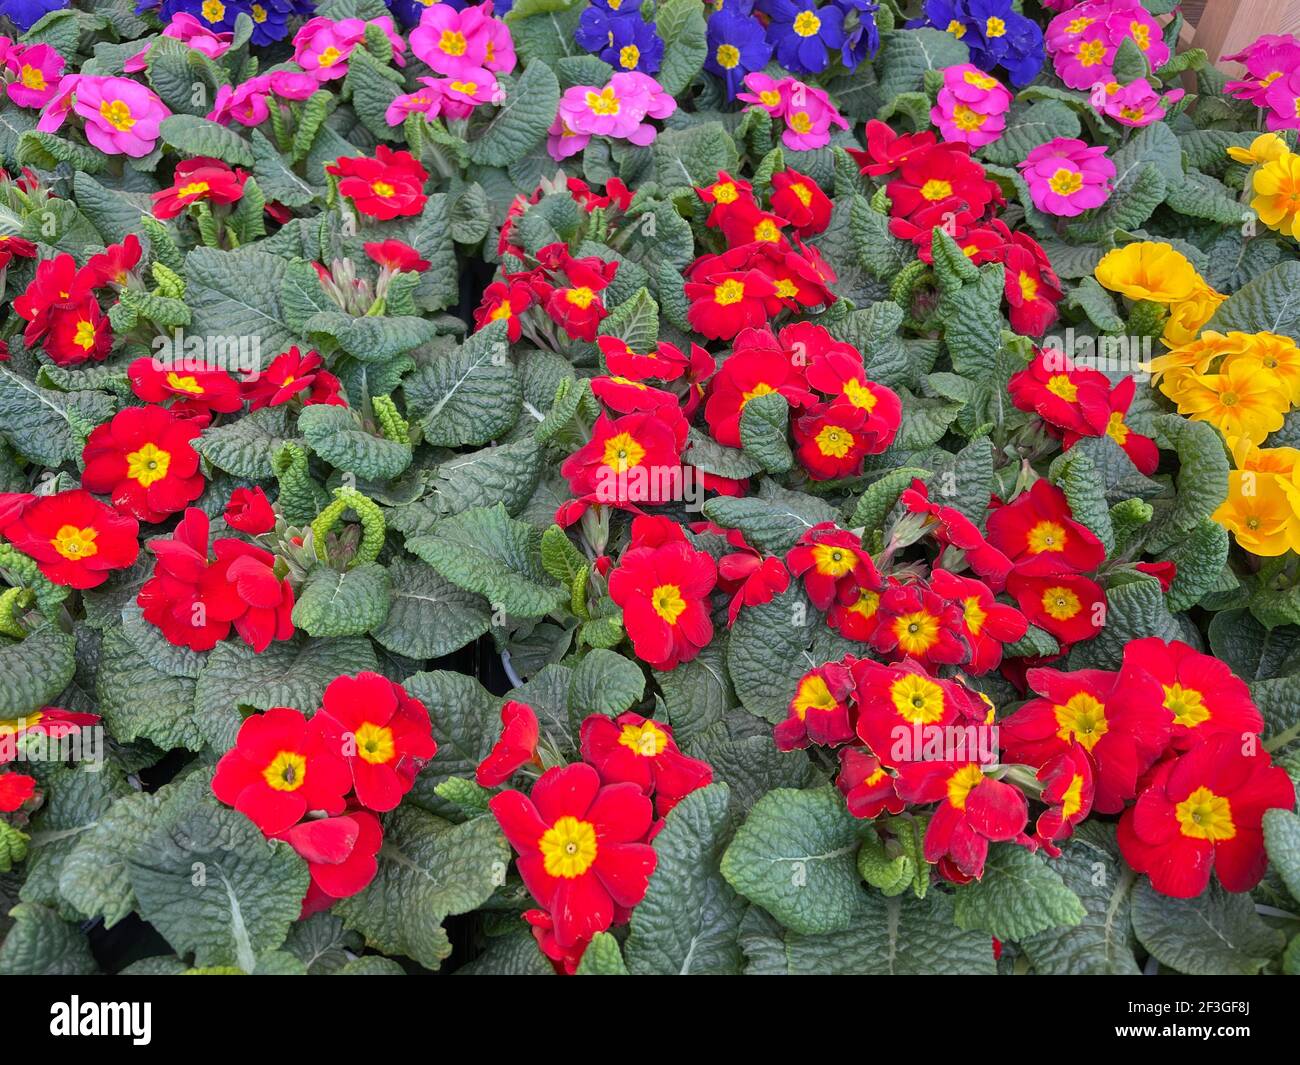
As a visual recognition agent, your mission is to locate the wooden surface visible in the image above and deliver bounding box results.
[1189,0,1300,73]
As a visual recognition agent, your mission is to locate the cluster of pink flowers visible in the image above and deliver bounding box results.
[1094,78,1183,127]
[209,69,321,127]
[548,72,676,161]
[292,14,407,83]
[1017,137,1115,216]
[931,64,1012,148]
[1045,1,1168,90]
[387,3,516,125]
[37,75,170,157]
[1225,34,1300,132]
[0,36,64,110]
[739,72,848,151]
[124,13,233,75]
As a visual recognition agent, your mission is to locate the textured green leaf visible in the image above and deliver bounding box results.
[569,649,644,716]
[0,627,76,718]
[96,625,202,751]
[1131,880,1284,975]
[298,404,412,481]
[739,391,794,474]
[0,366,116,468]
[0,903,96,975]
[702,481,840,553]
[953,844,1085,941]
[160,114,255,166]
[371,557,491,659]
[292,563,392,638]
[1263,808,1300,905]
[404,321,521,447]
[467,61,560,167]
[574,931,629,975]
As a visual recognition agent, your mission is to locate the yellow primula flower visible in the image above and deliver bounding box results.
[1226,132,1291,166]
[1227,331,1300,404]
[1161,281,1227,348]
[1252,152,1300,239]
[1145,331,1233,402]
[1212,465,1300,556]
[1094,241,1200,304]
[1174,359,1289,445]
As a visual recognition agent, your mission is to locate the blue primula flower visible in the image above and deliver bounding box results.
[831,0,879,70]
[764,0,843,76]
[704,8,772,99]
[602,16,664,74]
[909,0,1042,88]
[2,0,70,32]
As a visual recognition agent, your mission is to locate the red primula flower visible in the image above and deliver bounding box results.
[998,230,1062,338]
[44,299,112,366]
[608,519,717,671]
[851,657,978,767]
[597,336,693,383]
[489,762,657,949]
[128,356,243,413]
[770,169,832,236]
[685,268,778,341]
[0,706,100,761]
[477,700,541,787]
[846,119,938,177]
[1000,665,1171,814]
[589,375,678,414]
[870,580,969,666]
[151,156,248,219]
[717,200,792,250]
[774,662,856,752]
[929,569,1027,675]
[696,170,756,226]
[282,810,384,917]
[786,523,880,611]
[138,507,295,652]
[363,239,429,272]
[473,277,536,342]
[211,706,352,835]
[224,486,276,535]
[580,712,712,816]
[1118,734,1295,898]
[326,145,428,220]
[0,771,36,812]
[2,489,139,589]
[899,481,1013,591]
[1034,744,1094,851]
[313,672,438,813]
[13,253,97,347]
[1061,376,1160,476]
[893,758,1029,879]
[524,908,591,975]
[827,584,885,642]
[703,328,815,447]
[887,143,994,229]
[986,479,1106,571]
[560,409,687,511]
[793,403,872,481]
[714,528,790,625]
[567,176,632,213]
[803,343,902,452]
[1005,558,1107,646]
[836,747,905,819]
[534,244,618,342]
[84,235,142,289]
[243,347,346,409]
[81,406,205,524]
[0,232,36,270]
[1118,637,1264,750]
[1008,348,1111,438]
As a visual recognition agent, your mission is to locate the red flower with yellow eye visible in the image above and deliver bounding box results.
[312,672,438,813]
[870,580,968,667]
[703,327,816,447]
[886,142,995,229]
[846,119,938,178]
[128,356,243,413]
[1034,744,1093,851]
[473,277,535,342]
[929,569,1027,675]
[1118,735,1295,898]
[44,298,111,366]
[786,523,880,611]
[696,169,756,226]
[1118,637,1264,750]
[81,406,205,524]
[489,762,657,949]
[477,700,541,788]
[899,481,1014,591]
[986,479,1106,572]
[836,747,905,819]
[608,518,717,671]
[151,156,247,220]
[803,340,902,453]
[243,346,346,409]
[999,665,1170,814]
[999,229,1062,338]
[326,144,428,220]
[850,657,975,766]
[717,201,792,249]
[1008,348,1112,438]
[597,336,693,382]
[685,268,779,341]
[211,706,352,835]
[1061,375,1160,476]
[535,245,618,341]
[1006,557,1107,646]
[279,810,383,917]
[793,403,870,480]
[774,661,856,752]
[828,584,884,641]
[770,168,832,236]
[2,489,139,589]
[560,409,688,509]
[893,759,1029,879]
[590,375,678,414]
[0,706,100,759]
[13,253,97,349]
[580,711,713,815]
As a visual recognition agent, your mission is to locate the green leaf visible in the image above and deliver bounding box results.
[58,792,161,929]
[298,404,412,481]
[1208,260,1300,342]
[291,563,392,638]
[1050,450,1115,552]
[370,557,491,659]
[626,784,744,975]
[652,121,740,188]
[876,27,969,98]
[739,391,794,474]
[0,366,116,468]
[128,805,309,971]
[654,0,707,96]
[953,844,1086,941]
[406,504,566,618]
[404,321,521,447]
[467,61,561,167]
[569,649,645,716]
[1130,880,1285,975]
[185,247,297,357]
[0,904,96,975]
[597,286,659,353]
[721,785,863,935]
[1159,519,1230,612]
[0,626,75,717]
[160,114,255,166]
[194,407,301,480]
[401,671,500,815]
[702,481,840,553]
[848,466,931,531]
[96,625,203,751]
[980,99,1081,168]
[334,807,509,971]
[1263,808,1300,905]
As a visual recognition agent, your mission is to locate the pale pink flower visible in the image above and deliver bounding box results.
[69,76,170,157]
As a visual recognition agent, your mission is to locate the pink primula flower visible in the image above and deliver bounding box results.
[4,42,64,109]
[410,2,494,78]
[931,64,1011,148]
[1018,137,1115,216]
[42,75,170,157]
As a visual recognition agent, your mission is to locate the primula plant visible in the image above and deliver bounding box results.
[0,0,1299,982]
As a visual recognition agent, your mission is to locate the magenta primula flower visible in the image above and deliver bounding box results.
[39,75,170,157]
[410,2,495,79]
[208,75,272,126]
[4,42,64,109]
[549,71,675,160]
[1018,137,1115,216]
[1046,2,1169,91]
[1226,34,1300,118]
[293,15,405,82]
[124,13,233,73]
[386,79,443,126]
[1098,78,1183,127]
[738,72,846,150]
[432,71,503,119]
[931,64,1011,147]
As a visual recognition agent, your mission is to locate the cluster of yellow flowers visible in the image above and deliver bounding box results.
[1093,241,1225,347]
[1228,132,1300,242]
[1148,331,1300,556]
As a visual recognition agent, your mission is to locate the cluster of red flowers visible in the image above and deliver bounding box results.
[1010,349,1159,475]
[326,145,428,221]
[150,156,248,220]
[703,321,901,480]
[480,698,711,973]
[781,637,1294,895]
[13,236,141,366]
[850,120,1063,337]
[476,240,620,343]
[0,707,99,817]
[685,169,838,341]
[212,672,437,916]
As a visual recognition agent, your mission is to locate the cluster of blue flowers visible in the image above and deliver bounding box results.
[575,0,665,75]
[703,0,879,99]
[908,0,1043,86]
[131,0,312,45]
[0,0,67,33]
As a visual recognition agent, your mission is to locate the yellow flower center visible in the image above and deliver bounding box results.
[262,750,306,792]
[815,424,855,458]
[449,81,479,95]
[371,180,396,198]
[1060,773,1085,819]
[793,10,821,36]
[354,722,396,765]
[177,180,211,200]
[715,44,740,69]
[811,542,856,577]
[318,46,341,67]
[890,673,946,724]
[946,19,966,38]
[714,278,746,305]
[1175,786,1235,841]
[1045,373,1078,401]
[963,595,987,636]
[946,764,986,810]
[125,442,172,487]
[618,720,668,757]
[0,712,44,737]
[1048,168,1083,195]
[1079,39,1107,66]
[1019,271,1039,302]
[1041,585,1082,621]
[1163,683,1210,728]
[1027,520,1068,554]
[712,181,738,203]
[754,218,781,243]
[619,45,640,69]
[893,610,941,655]
[842,378,877,411]
[1067,16,1095,33]
[790,182,813,207]
[20,65,45,90]
[920,179,953,201]
[789,110,813,134]
[440,30,468,56]
[566,285,597,309]
[1053,692,1108,751]
[51,524,98,561]
[1106,410,1130,445]
[953,104,987,131]
[651,583,688,624]
[251,4,267,22]
[775,278,800,298]
[99,99,136,132]
[601,430,646,473]
[166,372,205,395]
[539,816,599,878]
[792,675,838,720]
[760,90,782,108]
[1130,21,1150,50]
[985,16,1006,36]
[73,319,98,351]
[846,590,880,619]
[963,69,997,89]
[202,0,225,22]
[586,87,621,116]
